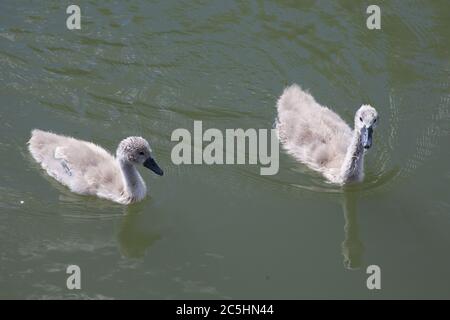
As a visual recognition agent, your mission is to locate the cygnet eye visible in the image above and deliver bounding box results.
[139,151,145,156]
[373,118,377,123]
[359,117,363,122]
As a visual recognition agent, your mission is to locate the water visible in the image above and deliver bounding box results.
[1,0,449,299]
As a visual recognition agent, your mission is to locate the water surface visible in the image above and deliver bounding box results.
[1,0,449,299]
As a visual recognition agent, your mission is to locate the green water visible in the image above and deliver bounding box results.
[1,0,449,299]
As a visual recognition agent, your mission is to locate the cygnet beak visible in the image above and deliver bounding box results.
[361,126,373,150]
[143,157,164,176]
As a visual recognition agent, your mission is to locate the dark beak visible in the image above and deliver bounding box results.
[143,157,164,176]
[361,126,373,149]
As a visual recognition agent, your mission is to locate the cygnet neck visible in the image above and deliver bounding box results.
[118,157,146,200]
[340,127,365,183]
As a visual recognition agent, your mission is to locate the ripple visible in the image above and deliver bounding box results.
[43,66,100,79]
[78,35,126,48]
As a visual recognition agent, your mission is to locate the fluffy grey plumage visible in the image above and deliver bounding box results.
[276,84,378,184]
[28,130,163,204]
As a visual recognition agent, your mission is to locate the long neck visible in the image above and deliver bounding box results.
[339,128,365,183]
[118,159,146,201]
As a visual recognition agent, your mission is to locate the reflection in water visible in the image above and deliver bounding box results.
[341,191,364,270]
[118,202,162,258]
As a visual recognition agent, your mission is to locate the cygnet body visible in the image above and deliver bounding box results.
[276,84,378,184]
[28,129,163,204]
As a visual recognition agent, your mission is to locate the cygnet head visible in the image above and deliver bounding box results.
[117,137,164,176]
[354,105,378,150]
